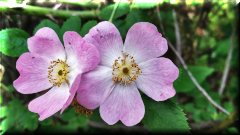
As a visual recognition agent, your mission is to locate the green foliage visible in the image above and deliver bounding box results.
[174,66,214,92]
[133,1,158,9]
[0,98,39,133]
[113,20,127,38]
[100,3,130,21]
[125,9,151,30]
[141,95,190,134]
[33,19,60,35]
[59,16,81,43]
[215,38,231,57]
[79,20,97,37]
[61,107,88,131]
[0,28,30,57]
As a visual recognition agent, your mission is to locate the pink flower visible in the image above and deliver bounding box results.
[76,21,179,126]
[13,27,100,121]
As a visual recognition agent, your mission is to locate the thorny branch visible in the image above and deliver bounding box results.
[156,3,230,115]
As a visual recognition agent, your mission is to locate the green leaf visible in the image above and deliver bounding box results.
[33,19,60,35]
[61,107,76,121]
[125,9,151,30]
[59,16,81,43]
[183,103,195,113]
[39,116,53,126]
[195,96,209,109]
[133,1,158,9]
[173,66,214,92]
[113,20,127,38]
[200,111,211,121]
[79,20,97,37]
[26,116,38,131]
[0,117,15,133]
[0,95,2,104]
[193,110,202,123]
[142,95,190,134]
[0,106,8,118]
[100,3,130,21]
[0,28,30,57]
[223,102,233,113]
[215,38,231,57]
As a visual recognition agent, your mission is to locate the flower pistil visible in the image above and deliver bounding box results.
[112,51,142,86]
[48,59,70,87]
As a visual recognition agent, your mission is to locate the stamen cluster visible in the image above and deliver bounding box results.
[47,59,70,87]
[112,51,142,86]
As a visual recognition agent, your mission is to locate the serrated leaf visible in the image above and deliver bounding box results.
[79,20,97,37]
[59,16,81,43]
[133,1,158,9]
[33,19,60,35]
[100,3,130,21]
[174,66,214,92]
[0,28,30,57]
[142,95,190,134]
[125,9,151,30]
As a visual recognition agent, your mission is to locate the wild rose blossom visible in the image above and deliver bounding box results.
[76,21,179,126]
[13,27,100,120]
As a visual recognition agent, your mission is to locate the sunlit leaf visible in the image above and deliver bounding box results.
[33,19,60,35]
[0,28,29,57]
[125,9,151,30]
[100,3,130,21]
[79,20,97,37]
[59,16,81,43]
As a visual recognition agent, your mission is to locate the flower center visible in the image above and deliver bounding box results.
[112,51,142,86]
[47,59,70,87]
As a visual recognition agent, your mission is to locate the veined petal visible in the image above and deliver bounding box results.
[123,22,168,64]
[61,74,81,114]
[83,21,123,68]
[77,66,115,110]
[28,27,65,60]
[100,83,145,127]
[13,53,53,94]
[136,58,179,101]
[28,83,69,121]
[63,31,100,73]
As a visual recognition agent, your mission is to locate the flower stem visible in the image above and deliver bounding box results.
[108,0,122,22]
[0,1,100,19]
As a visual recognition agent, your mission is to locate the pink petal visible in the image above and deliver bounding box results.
[63,31,100,73]
[28,83,69,121]
[83,21,123,68]
[100,83,145,126]
[13,53,53,94]
[136,58,179,101]
[60,74,81,114]
[28,27,65,60]
[77,66,115,110]
[123,22,168,64]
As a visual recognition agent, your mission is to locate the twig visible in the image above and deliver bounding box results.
[218,5,238,95]
[0,1,100,19]
[156,3,230,115]
[108,0,121,22]
[172,9,181,67]
[218,28,236,96]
